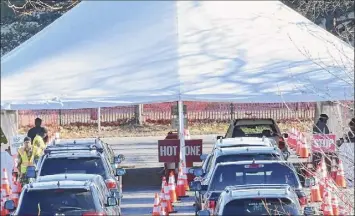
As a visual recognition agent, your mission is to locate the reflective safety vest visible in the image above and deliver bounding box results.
[17,147,37,174]
[33,135,45,156]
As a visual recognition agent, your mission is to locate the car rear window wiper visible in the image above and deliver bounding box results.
[57,206,83,212]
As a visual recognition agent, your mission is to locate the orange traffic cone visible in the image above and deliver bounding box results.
[10,178,21,206]
[299,136,309,158]
[168,171,177,203]
[330,158,338,181]
[336,160,347,188]
[331,193,339,216]
[176,167,186,198]
[310,176,322,202]
[180,162,189,191]
[160,189,167,215]
[1,168,12,198]
[12,155,19,174]
[321,190,333,215]
[152,193,160,216]
[318,157,328,195]
[161,176,167,191]
[295,133,302,156]
[323,203,334,216]
[164,181,174,213]
[160,204,167,216]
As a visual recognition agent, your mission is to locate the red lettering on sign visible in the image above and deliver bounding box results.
[311,134,336,153]
[158,139,203,163]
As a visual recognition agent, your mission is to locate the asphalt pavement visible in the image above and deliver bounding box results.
[104,135,214,215]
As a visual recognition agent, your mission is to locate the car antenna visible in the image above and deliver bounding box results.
[57,181,60,187]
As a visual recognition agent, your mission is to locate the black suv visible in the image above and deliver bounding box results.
[197,184,303,216]
[27,148,125,203]
[190,160,307,214]
[4,177,120,215]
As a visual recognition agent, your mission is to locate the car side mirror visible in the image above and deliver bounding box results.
[4,200,15,211]
[200,154,208,161]
[197,210,211,216]
[188,167,203,177]
[113,156,121,164]
[189,181,206,191]
[115,168,126,176]
[304,177,315,188]
[107,196,118,206]
[26,166,36,178]
[216,135,223,140]
[283,133,289,138]
[118,154,125,161]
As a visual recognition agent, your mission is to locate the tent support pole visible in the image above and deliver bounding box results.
[15,110,19,133]
[97,107,101,136]
[314,102,323,124]
[178,100,186,165]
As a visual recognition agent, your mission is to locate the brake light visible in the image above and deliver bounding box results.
[297,191,308,206]
[208,200,216,210]
[298,195,307,206]
[105,179,117,189]
[82,212,106,216]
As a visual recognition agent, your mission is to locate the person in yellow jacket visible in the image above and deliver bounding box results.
[32,128,48,156]
[17,137,40,186]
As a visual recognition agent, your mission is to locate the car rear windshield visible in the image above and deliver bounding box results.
[40,157,107,178]
[216,154,280,164]
[232,125,277,137]
[17,189,95,215]
[222,198,300,215]
[210,163,299,191]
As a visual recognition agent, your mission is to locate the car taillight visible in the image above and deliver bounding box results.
[299,196,307,206]
[82,212,106,216]
[208,200,216,210]
[105,179,117,189]
[297,191,308,206]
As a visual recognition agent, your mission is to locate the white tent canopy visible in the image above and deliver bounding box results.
[1,1,353,110]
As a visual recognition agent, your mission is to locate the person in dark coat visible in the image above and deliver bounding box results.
[27,118,46,143]
[313,114,330,134]
[346,117,355,142]
[312,114,333,172]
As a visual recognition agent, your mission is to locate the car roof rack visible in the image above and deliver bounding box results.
[225,184,290,192]
[53,142,103,150]
[44,144,103,155]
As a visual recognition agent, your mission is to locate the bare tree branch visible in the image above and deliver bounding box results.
[281,0,354,46]
[5,0,80,15]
